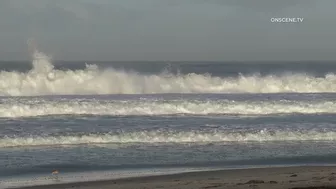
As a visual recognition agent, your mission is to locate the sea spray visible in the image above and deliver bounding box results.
[1,50,336,96]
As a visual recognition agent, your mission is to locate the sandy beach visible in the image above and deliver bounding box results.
[13,166,336,189]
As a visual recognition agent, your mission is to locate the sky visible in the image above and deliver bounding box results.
[0,0,335,61]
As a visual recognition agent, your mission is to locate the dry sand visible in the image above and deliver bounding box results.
[13,166,336,189]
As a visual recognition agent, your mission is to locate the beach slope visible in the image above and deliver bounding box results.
[14,166,336,189]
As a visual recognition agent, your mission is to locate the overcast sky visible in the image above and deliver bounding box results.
[0,0,335,61]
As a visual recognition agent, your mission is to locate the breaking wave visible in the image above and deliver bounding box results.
[1,51,336,96]
[2,130,336,147]
[0,98,336,117]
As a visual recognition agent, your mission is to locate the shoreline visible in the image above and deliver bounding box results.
[9,166,336,189]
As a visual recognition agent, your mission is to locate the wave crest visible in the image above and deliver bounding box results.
[2,130,336,147]
[0,98,335,117]
[1,51,336,96]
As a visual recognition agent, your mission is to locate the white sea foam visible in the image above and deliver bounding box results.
[0,98,335,117]
[1,51,336,96]
[2,130,336,147]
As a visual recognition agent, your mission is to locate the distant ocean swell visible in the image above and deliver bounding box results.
[0,98,336,117]
[1,51,336,96]
[3,129,336,148]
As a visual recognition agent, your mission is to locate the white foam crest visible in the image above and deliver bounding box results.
[0,99,335,117]
[2,51,336,95]
[2,130,336,147]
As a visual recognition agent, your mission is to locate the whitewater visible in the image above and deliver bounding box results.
[0,97,336,118]
[1,50,336,96]
[2,49,336,184]
[3,129,336,148]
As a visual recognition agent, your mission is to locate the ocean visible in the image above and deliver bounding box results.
[1,51,336,187]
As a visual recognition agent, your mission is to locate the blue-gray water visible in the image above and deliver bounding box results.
[1,52,336,186]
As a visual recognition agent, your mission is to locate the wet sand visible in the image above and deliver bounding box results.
[13,166,336,189]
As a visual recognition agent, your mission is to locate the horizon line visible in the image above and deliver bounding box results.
[1,60,336,63]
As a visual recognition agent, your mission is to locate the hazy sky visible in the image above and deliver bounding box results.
[0,0,335,61]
